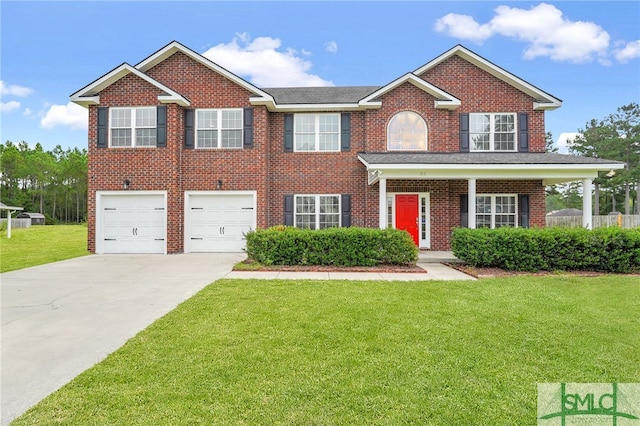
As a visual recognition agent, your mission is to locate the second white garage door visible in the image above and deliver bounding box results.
[185,192,256,253]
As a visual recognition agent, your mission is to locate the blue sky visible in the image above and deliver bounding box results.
[1,1,639,153]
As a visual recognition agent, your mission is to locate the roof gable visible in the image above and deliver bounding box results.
[70,63,189,107]
[414,45,562,111]
[359,73,461,110]
[136,41,274,102]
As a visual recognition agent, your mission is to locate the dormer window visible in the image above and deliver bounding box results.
[387,111,427,151]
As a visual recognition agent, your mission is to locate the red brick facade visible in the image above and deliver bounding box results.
[80,42,553,253]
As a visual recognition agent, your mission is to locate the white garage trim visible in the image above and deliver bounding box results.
[184,191,257,253]
[96,191,167,254]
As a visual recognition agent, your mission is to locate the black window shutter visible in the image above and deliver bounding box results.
[519,194,530,228]
[341,113,351,151]
[184,109,195,149]
[97,107,108,148]
[518,113,529,152]
[243,107,254,148]
[284,114,294,152]
[459,113,470,152]
[284,195,294,226]
[460,194,469,227]
[341,194,351,227]
[156,105,167,147]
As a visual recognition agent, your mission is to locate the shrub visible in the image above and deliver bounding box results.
[245,226,418,267]
[44,214,58,225]
[452,227,640,273]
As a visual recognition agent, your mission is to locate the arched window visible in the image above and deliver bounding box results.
[387,111,428,151]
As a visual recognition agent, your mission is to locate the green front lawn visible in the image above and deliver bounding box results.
[13,276,639,425]
[0,225,89,273]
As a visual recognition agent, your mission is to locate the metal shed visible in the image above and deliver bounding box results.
[16,212,46,225]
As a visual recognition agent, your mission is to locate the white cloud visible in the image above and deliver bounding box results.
[434,3,610,63]
[0,81,33,97]
[23,107,32,116]
[0,101,21,112]
[202,33,333,87]
[325,41,338,54]
[40,102,88,130]
[556,132,579,154]
[614,40,640,63]
[434,13,492,44]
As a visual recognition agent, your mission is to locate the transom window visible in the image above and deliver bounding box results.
[476,195,517,228]
[110,107,156,147]
[387,111,428,151]
[196,109,243,148]
[295,195,340,229]
[470,113,516,151]
[294,114,340,152]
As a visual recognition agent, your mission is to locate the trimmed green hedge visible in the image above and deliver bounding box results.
[245,226,418,266]
[452,227,640,273]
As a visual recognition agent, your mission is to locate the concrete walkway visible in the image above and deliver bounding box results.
[1,251,471,425]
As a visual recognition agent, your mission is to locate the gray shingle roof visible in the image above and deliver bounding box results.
[261,86,381,104]
[358,152,624,165]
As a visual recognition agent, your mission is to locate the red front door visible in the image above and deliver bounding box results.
[395,194,419,245]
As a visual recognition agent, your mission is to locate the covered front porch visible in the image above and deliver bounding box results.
[358,152,625,250]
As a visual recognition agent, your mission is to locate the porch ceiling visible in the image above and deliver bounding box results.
[358,152,625,186]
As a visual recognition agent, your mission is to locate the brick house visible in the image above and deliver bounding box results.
[71,41,622,254]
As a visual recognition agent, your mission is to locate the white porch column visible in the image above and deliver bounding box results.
[7,210,12,239]
[582,178,593,229]
[468,178,476,229]
[379,178,387,229]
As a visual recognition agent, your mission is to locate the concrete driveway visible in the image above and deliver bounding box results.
[1,253,244,425]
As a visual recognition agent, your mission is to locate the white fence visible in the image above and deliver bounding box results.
[0,218,32,229]
[546,214,640,229]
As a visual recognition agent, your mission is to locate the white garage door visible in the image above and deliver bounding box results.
[186,193,255,252]
[99,193,166,254]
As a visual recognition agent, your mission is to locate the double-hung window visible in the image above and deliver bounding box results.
[470,113,516,151]
[196,109,243,148]
[294,114,340,152]
[295,195,340,229]
[476,195,517,228]
[110,107,157,147]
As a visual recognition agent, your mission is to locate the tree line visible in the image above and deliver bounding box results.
[546,102,640,215]
[0,141,88,223]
